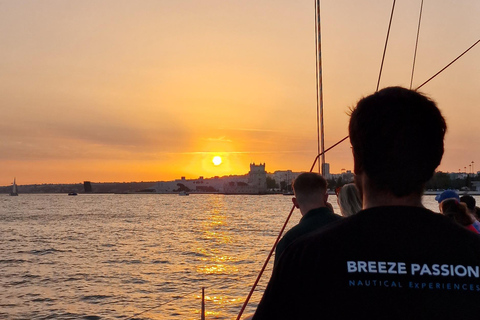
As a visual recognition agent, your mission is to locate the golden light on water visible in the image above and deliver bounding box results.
[196,201,236,274]
[190,196,243,318]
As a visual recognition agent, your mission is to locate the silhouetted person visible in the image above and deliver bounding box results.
[252,87,480,320]
[435,192,480,232]
[460,195,480,232]
[441,198,479,233]
[274,172,342,266]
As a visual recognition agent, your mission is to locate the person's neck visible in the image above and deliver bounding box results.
[363,191,424,209]
[358,174,424,209]
[300,203,325,216]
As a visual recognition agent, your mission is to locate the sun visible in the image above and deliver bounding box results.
[212,156,222,166]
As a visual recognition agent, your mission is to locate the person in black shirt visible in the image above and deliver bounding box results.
[252,87,480,320]
[274,172,342,266]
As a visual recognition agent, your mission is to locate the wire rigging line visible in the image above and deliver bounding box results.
[415,38,480,91]
[315,0,323,174]
[124,275,245,320]
[235,135,350,320]
[237,2,399,319]
[309,136,350,172]
[410,0,424,89]
[376,0,397,92]
[235,204,296,320]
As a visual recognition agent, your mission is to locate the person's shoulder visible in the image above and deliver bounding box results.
[303,207,343,222]
[287,205,480,253]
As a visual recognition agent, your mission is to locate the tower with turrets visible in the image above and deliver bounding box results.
[248,163,267,193]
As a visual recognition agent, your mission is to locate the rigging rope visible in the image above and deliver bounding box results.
[235,135,350,320]
[237,2,400,319]
[315,0,325,174]
[376,0,397,92]
[415,38,480,91]
[124,274,246,320]
[314,0,320,173]
[410,0,424,89]
[235,205,296,320]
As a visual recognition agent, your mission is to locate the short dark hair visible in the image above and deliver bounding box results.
[292,172,327,204]
[460,195,476,211]
[349,87,446,197]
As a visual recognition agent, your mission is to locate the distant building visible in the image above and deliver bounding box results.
[248,163,267,193]
[224,163,267,194]
[270,170,303,191]
[471,181,480,191]
[84,181,92,193]
[148,162,360,194]
[151,162,268,194]
[322,163,331,179]
[153,176,230,193]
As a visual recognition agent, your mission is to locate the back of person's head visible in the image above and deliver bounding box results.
[460,195,476,211]
[441,199,473,226]
[292,172,327,205]
[349,87,446,197]
[337,183,362,217]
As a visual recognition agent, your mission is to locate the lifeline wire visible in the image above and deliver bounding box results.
[235,204,296,320]
[124,274,245,320]
[410,0,424,89]
[376,0,397,92]
[415,39,480,91]
[235,135,350,320]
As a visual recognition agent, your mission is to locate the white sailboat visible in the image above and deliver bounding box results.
[10,178,18,196]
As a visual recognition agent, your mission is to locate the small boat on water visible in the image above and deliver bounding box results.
[10,178,18,196]
[178,191,189,196]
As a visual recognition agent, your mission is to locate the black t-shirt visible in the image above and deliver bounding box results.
[253,206,480,320]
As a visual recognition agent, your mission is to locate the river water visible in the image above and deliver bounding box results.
[0,194,473,319]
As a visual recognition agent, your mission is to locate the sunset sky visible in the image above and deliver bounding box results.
[1,0,479,185]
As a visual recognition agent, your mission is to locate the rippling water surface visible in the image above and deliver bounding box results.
[0,194,469,319]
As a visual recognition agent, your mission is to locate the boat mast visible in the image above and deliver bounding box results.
[315,0,325,175]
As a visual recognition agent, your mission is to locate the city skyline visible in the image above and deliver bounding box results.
[1,1,479,185]
[5,162,479,188]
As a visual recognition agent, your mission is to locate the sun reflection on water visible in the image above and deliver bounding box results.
[196,196,238,274]
[191,196,243,318]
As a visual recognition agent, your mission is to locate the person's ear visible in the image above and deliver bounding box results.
[292,197,300,208]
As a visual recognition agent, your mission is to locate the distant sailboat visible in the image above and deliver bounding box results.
[10,178,18,196]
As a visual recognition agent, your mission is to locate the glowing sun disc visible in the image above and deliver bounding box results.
[212,156,222,166]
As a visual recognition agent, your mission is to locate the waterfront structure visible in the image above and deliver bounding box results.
[322,163,331,179]
[152,163,268,194]
[224,163,267,194]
